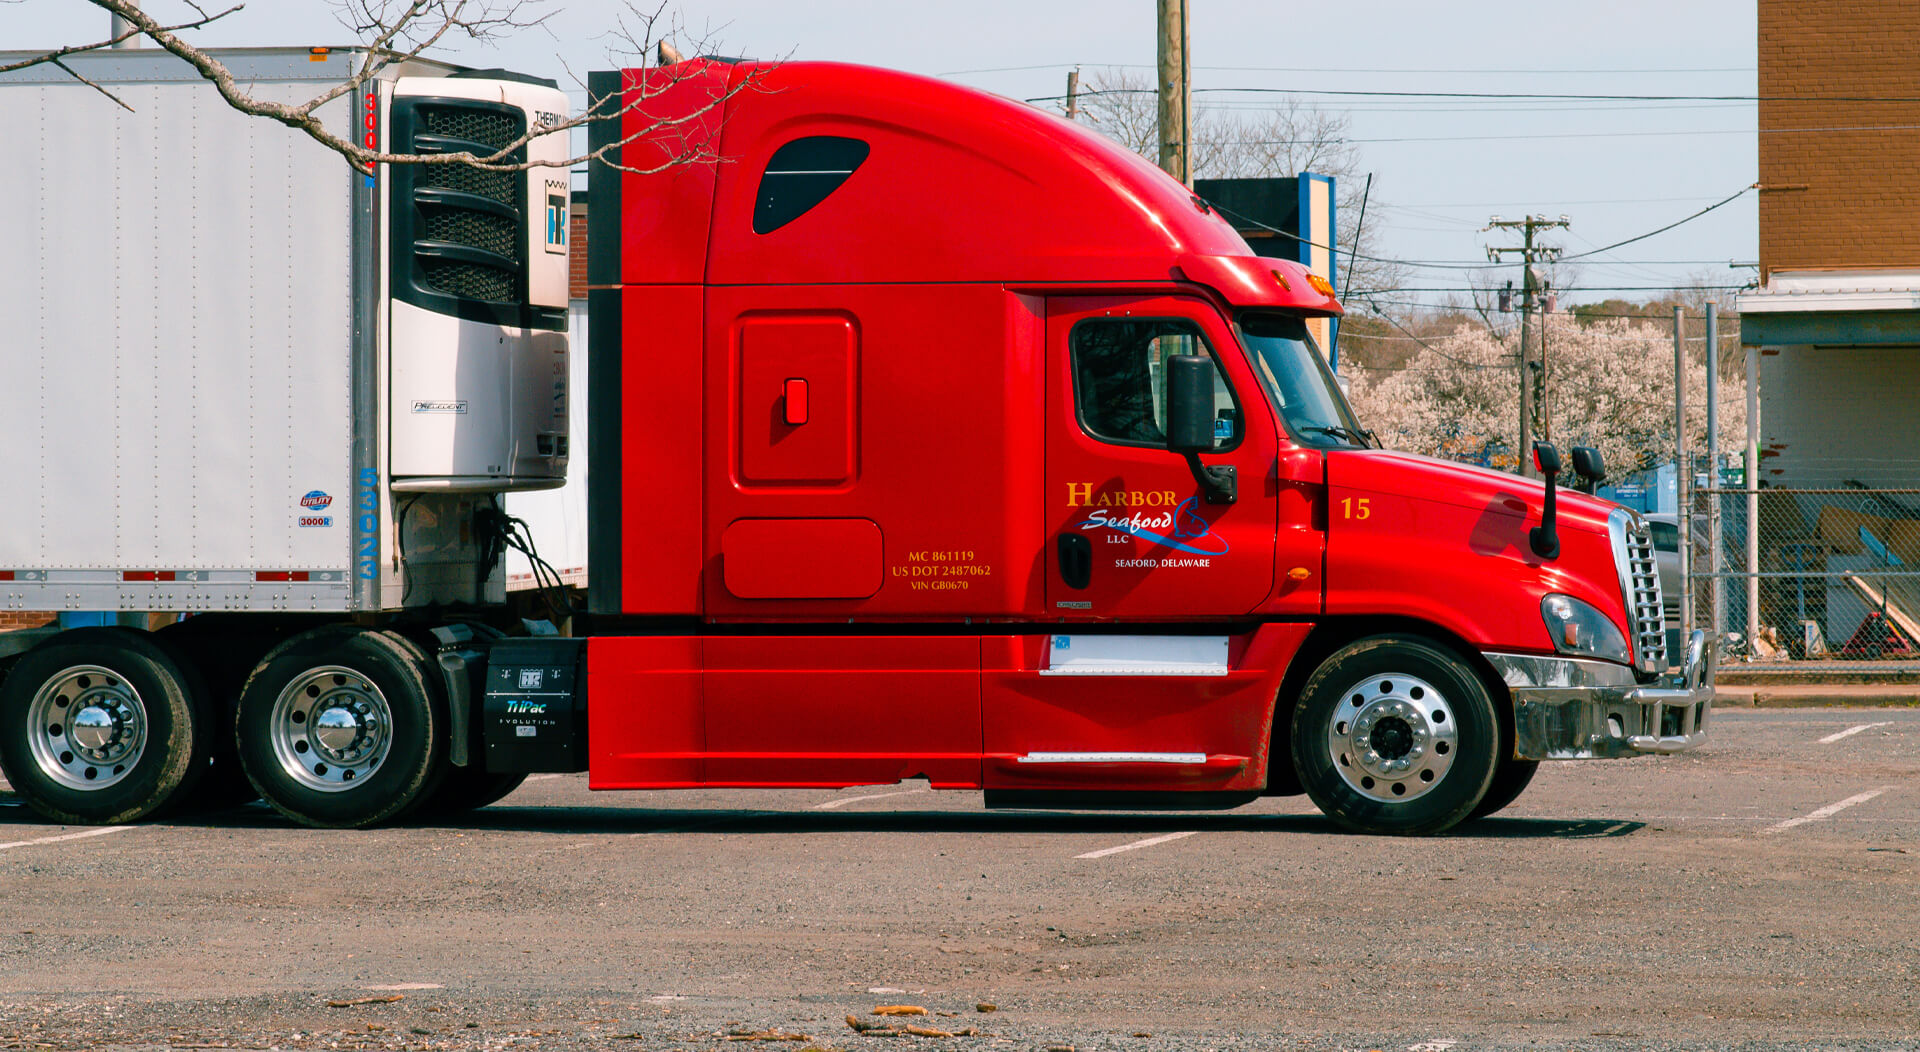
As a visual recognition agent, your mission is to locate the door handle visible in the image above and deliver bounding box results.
[782,378,809,425]
[1057,533,1091,590]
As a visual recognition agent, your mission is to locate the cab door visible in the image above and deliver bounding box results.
[1044,295,1279,618]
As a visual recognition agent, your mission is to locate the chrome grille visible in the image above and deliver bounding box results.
[1620,517,1667,672]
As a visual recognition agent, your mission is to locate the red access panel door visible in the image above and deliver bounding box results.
[738,314,857,486]
[1045,296,1279,618]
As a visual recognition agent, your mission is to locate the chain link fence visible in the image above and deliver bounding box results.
[1684,486,1920,671]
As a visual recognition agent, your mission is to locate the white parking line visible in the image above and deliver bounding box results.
[0,826,133,851]
[1818,722,1892,744]
[1765,786,1896,834]
[1075,830,1198,859]
[813,789,928,810]
[522,773,567,782]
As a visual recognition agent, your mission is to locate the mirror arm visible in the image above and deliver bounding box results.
[1529,470,1561,559]
[1183,455,1237,505]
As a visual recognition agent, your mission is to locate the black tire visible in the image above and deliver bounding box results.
[155,618,276,812]
[1468,758,1539,821]
[1290,635,1500,836]
[387,623,522,820]
[235,626,446,828]
[0,628,209,824]
[411,766,529,818]
[379,631,458,822]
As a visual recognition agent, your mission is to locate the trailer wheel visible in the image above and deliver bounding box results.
[1468,758,1539,821]
[0,628,209,824]
[1290,635,1499,836]
[235,627,445,828]
[155,617,285,812]
[413,767,529,818]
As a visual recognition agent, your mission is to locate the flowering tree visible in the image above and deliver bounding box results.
[1346,314,1746,475]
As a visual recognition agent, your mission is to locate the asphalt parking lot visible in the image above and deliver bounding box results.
[3,708,1918,1051]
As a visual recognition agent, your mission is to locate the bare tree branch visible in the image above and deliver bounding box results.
[16,1,773,177]
[0,3,241,75]
[50,56,136,111]
[1076,68,1405,296]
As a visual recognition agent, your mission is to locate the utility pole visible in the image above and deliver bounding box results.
[1705,300,1722,657]
[1064,67,1082,121]
[1156,0,1190,184]
[1486,214,1568,477]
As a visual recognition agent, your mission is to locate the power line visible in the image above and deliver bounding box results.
[1557,186,1753,261]
[1200,127,1752,145]
[1362,297,1741,318]
[1203,186,1752,278]
[1356,301,1516,371]
[951,63,1757,76]
[1381,194,1738,208]
[1202,101,1757,115]
[1399,259,1743,266]
[1031,86,1920,104]
[1364,285,1752,293]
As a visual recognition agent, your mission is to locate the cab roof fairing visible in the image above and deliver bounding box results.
[619,59,1282,287]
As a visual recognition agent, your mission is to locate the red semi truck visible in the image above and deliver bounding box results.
[0,56,1712,836]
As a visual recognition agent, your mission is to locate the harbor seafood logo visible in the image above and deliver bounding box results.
[300,491,333,510]
[1067,484,1228,557]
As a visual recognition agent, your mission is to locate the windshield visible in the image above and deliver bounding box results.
[1235,311,1370,448]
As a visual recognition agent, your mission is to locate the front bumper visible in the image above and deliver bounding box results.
[1484,630,1714,760]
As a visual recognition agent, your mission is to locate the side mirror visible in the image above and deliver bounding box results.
[1164,354,1236,504]
[1529,441,1561,560]
[1164,354,1216,454]
[1571,445,1606,493]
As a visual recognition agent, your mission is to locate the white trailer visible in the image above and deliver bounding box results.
[0,48,571,826]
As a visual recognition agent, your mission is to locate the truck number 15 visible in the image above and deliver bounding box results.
[1339,497,1371,520]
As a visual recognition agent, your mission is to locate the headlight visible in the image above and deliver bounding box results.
[1540,594,1631,664]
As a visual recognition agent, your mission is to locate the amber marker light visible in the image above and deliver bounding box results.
[1306,272,1335,296]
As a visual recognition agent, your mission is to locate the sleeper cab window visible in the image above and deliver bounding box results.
[1070,318,1239,451]
[753,136,871,234]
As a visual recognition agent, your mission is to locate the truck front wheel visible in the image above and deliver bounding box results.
[0,628,209,824]
[1469,757,1539,821]
[235,627,446,828]
[1290,636,1499,836]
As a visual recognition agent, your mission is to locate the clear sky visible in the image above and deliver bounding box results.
[11,1,1758,309]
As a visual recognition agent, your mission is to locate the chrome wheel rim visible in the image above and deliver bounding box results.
[269,665,391,792]
[1326,672,1458,803]
[26,665,148,790]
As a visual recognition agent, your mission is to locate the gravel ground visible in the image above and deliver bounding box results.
[3,709,1918,1051]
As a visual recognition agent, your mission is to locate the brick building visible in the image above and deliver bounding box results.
[1739,0,1920,488]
